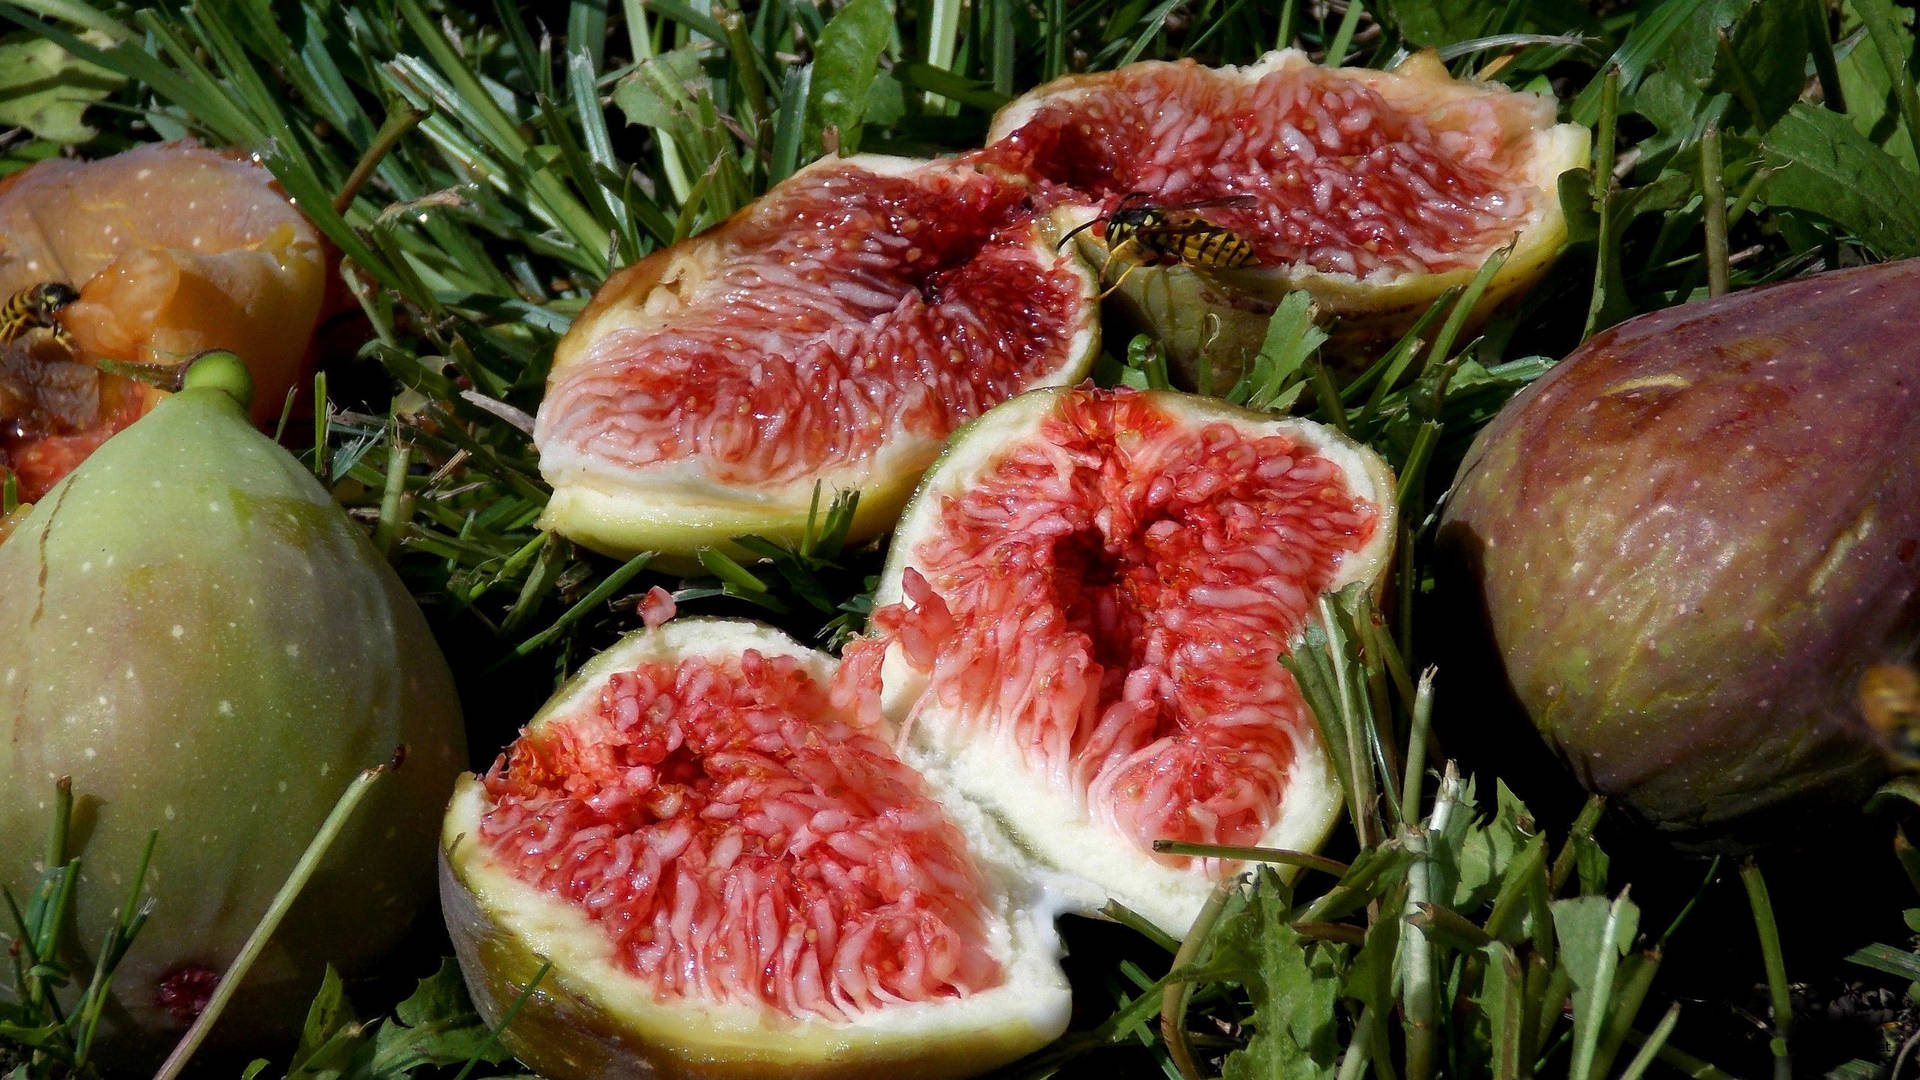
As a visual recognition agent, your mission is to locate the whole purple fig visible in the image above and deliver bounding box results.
[1438,259,1920,844]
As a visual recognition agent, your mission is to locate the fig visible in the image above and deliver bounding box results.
[1437,259,1920,844]
[535,154,1098,562]
[440,618,1070,1079]
[982,50,1588,388]
[0,353,464,1051]
[866,385,1396,935]
[0,140,327,500]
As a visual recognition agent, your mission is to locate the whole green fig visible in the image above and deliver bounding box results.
[0,353,465,1053]
[1438,260,1920,846]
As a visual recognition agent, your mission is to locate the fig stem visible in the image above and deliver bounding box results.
[152,752,403,1080]
[1739,858,1793,1080]
[1701,124,1730,299]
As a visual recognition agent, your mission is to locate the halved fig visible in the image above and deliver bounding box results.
[534,155,1099,561]
[440,618,1070,1079]
[862,386,1396,935]
[982,50,1588,387]
[0,140,328,501]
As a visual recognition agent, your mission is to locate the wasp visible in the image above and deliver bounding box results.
[1057,192,1259,297]
[0,282,79,348]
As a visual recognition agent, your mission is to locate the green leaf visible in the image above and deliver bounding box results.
[1380,0,1600,52]
[1552,893,1641,1080]
[1836,0,1918,169]
[611,48,705,140]
[804,0,893,158]
[0,30,124,143]
[365,960,509,1076]
[1762,102,1920,258]
[294,966,357,1068]
[1217,879,1341,1080]
[1846,941,1920,985]
[1229,291,1324,413]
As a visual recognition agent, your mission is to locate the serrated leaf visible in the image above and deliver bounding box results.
[1219,882,1341,1080]
[803,0,892,158]
[1762,102,1920,258]
[0,31,125,143]
[364,960,509,1076]
[610,48,705,134]
[1230,291,1323,413]
[294,965,357,1068]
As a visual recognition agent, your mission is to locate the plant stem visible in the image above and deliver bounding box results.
[154,751,405,1080]
[334,106,428,214]
[1740,858,1793,1080]
[1701,124,1729,299]
[1802,0,1845,113]
[1855,0,1920,171]
[1582,66,1619,342]
[1151,840,1348,876]
[1161,879,1236,1080]
[1399,668,1435,826]
[1548,795,1606,895]
[1403,762,1461,1080]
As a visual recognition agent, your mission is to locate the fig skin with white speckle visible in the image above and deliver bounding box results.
[0,361,465,1057]
[1437,259,1920,846]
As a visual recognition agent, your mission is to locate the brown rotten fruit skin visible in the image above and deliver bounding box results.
[1437,259,1920,846]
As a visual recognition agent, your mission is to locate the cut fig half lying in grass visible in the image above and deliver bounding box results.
[863,385,1396,935]
[534,154,1100,563]
[441,618,1071,1080]
[982,50,1588,388]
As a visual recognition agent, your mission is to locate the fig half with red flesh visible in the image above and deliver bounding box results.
[864,386,1396,935]
[983,50,1588,387]
[534,155,1099,562]
[441,619,1071,1079]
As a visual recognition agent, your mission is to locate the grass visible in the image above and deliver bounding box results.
[5,0,1920,1076]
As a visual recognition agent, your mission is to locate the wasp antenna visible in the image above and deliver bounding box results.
[1056,216,1104,250]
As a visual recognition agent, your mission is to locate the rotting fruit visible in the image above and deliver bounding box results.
[858,384,1397,936]
[981,49,1588,389]
[0,351,464,1055]
[0,140,328,503]
[440,618,1071,1080]
[534,153,1099,563]
[1437,259,1920,847]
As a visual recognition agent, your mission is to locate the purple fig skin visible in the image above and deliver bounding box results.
[1438,259,1920,843]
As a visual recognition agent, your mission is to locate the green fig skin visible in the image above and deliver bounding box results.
[0,375,465,1054]
[1437,259,1920,846]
